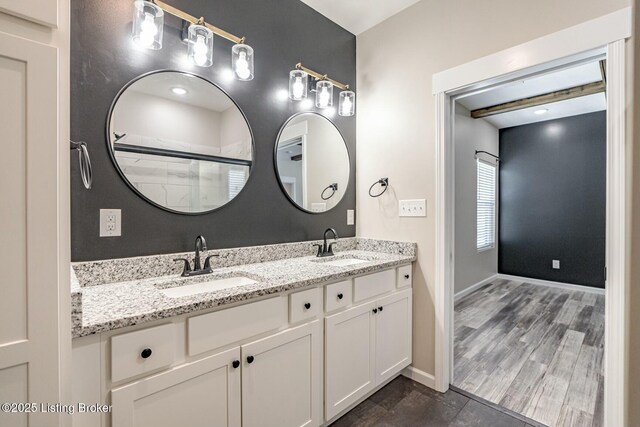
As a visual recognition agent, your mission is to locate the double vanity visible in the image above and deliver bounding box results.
[71,237,416,427]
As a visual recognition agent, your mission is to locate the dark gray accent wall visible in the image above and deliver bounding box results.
[71,0,356,261]
[498,111,606,288]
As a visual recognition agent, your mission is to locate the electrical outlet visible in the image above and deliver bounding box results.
[399,199,426,217]
[552,260,560,269]
[100,209,121,237]
[347,210,355,225]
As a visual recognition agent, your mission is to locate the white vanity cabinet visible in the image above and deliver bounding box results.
[241,321,321,427]
[111,347,241,427]
[325,286,412,420]
[72,263,413,427]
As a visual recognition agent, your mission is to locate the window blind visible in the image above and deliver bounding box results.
[477,159,497,250]
[228,169,247,199]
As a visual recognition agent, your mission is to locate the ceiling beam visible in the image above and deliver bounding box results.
[470,80,606,119]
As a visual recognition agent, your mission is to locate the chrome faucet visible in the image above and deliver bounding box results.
[314,228,339,257]
[173,235,218,277]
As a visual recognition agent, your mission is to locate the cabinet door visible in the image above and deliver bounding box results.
[242,321,321,427]
[0,0,58,27]
[0,30,62,427]
[374,289,412,385]
[111,347,241,427]
[325,302,376,420]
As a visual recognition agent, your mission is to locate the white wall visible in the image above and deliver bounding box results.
[356,0,630,376]
[454,105,499,294]
[112,90,223,155]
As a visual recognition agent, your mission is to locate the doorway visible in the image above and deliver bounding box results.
[432,10,630,427]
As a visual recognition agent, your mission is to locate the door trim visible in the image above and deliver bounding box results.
[433,8,631,427]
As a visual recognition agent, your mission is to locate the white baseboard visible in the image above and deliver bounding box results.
[497,274,605,295]
[454,274,499,302]
[401,366,436,389]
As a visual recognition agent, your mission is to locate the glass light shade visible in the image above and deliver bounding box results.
[188,24,214,67]
[315,80,334,109]
[132,0,164,50]
[289,70,308,100]
[232,44,254,81]
[339,90,355,116]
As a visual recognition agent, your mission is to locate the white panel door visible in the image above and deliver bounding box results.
[374,289,412,385]
[242,321,321,427]
[325,301,376,420]
[0,0,58,27]
[111,347,241,427]
[0,30,61,427]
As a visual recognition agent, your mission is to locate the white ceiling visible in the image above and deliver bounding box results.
[130,72,234,113]
[300,0,421,35]
[457,61,606,129]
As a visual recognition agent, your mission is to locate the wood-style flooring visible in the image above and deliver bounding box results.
[453,279,605,427]
[330,375,536,426]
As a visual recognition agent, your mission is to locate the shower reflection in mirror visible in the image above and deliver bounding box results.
[108,71,254,214]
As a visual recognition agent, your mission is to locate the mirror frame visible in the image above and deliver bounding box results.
[105,69,255,216]
[273,112,351,214]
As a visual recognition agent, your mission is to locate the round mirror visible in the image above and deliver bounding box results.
[107,71,253,214]
[275,112,350,213]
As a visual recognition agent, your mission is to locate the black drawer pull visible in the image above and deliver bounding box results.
[232,360,240,369]
[337,293,343,300]
[379,306,383,312]
[247,355,254,364]
[404,274,410,279]
[304,302,311,310]
[372,308,378,314]
[140,348,152,359]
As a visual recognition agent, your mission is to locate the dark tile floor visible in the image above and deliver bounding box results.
[330,376,536,427]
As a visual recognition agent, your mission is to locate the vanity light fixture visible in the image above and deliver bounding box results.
[132,0,164,49]
[289,70,308,100]
[187,23,213,67]
[288,63,355,116]
[131,0,253,78]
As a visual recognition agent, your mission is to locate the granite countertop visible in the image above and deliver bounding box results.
[72,244,415,338]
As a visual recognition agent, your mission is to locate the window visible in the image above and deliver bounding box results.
[477,159,497,251]
[228,169,247,199]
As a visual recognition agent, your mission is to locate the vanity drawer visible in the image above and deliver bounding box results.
[289,288,321,324]
[111,323,176,383]
[353,269,396,302]
[397,265,412,288]
[188,296,286,356]
[324,280,353,312]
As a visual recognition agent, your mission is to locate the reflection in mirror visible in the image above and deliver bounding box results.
[108,71,253,214]
[275,113,350,213]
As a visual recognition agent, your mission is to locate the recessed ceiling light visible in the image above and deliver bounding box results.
[534,108,549,115]
[171,87,188,95]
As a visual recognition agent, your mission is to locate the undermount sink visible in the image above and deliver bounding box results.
[316,258,369,267]
[159,276,257,298]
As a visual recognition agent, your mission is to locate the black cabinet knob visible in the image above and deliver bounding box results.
[404,274,410,279]
[372,308,378,314]
[304,302,311,310]
[140,348,152,359]
[337,293,343,300]
[247,355,254,364]
[379,306,383,312]
[232,360,240,369]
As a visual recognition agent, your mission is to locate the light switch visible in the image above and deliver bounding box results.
[347,210,355,225]
[399,199,426,217]
[100,209,121,237]
[552,260,560,269]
